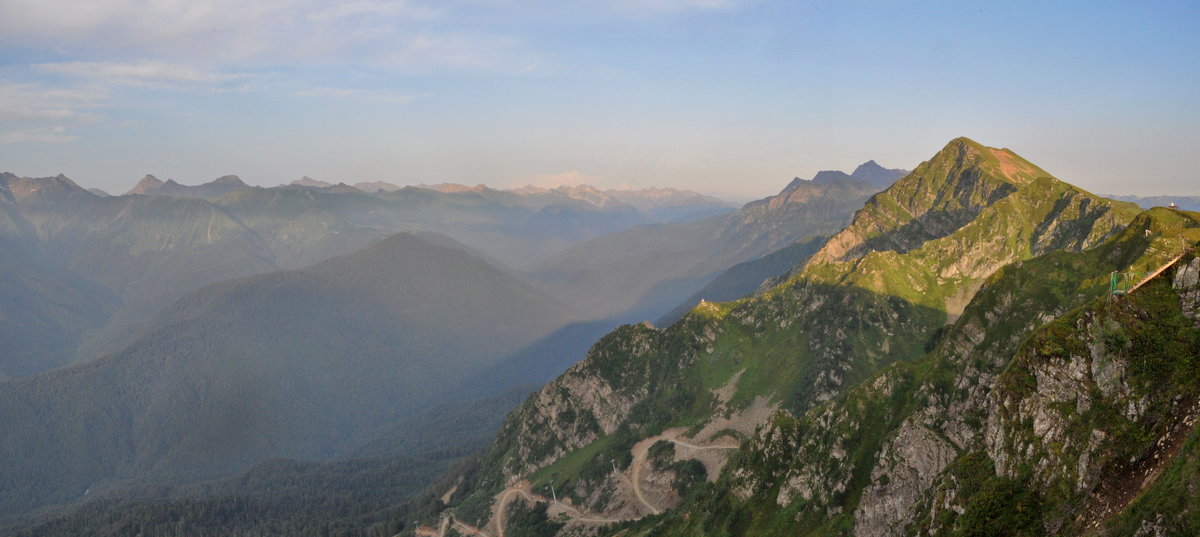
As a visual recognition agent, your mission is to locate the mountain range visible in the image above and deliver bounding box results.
[425,137,1200,537]
[0,172,279,377]
[8,137,1198,536]
[0,172,737,379]
[126,174,250,199]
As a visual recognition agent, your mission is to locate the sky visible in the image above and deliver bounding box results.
[0,0,1197,199]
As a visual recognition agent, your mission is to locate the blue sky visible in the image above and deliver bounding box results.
[0,0,1197,198]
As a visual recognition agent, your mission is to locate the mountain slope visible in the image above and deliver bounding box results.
[0,232,573,519]
[638,209,1200,537]
[0,245,116,378]
[431,138,1142,535]
[0,173,280,374]
[657,235,828,325]
[212,186,405,270]
[535,168,892,322]
[10,386,538,537]
[0,178,111,378]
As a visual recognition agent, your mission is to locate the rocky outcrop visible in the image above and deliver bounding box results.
[855,420,956,537]
[1175,256,1200,326]
[483,318,720,484]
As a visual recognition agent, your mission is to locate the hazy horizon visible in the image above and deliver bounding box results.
[9,157,905,200]
[2,1,1198,199]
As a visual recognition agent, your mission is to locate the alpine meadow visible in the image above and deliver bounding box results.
[0,1,1198,536]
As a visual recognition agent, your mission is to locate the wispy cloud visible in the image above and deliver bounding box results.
[32,60,247,87]
[597,0,752,15]
[0,0,527,72]
[0,83,105,144]
[0,126,78,144]
[373,33,536,73]
[296,86,428,103]
[0,83,104,122]
[305,0,438,22]
[0,0,743,147]
[0,0,284,60]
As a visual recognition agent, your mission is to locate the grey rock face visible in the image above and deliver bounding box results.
[1174,257,1200,327]
[855,420,956,537]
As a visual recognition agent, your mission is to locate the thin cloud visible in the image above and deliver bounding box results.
[600,0,751,15]
[0,0,527,73]
[0,0,286,60]
[0,126,78,144]
[375,33,531,72]
[32,60,247,87]
[296,86,428,103]
[305,0,438,22]
[0,83,101,145]
[0,83,105,123]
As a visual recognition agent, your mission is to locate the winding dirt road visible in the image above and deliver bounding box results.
[491,481,625,537]
[628,429,739,515]
[427,430,740,537]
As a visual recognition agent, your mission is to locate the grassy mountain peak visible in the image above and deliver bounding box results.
[795,138,1136,314]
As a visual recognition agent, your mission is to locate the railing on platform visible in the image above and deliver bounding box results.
[1110,271,1145,295]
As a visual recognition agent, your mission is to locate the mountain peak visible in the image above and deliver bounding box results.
[127,174,165,195]
[291,176,332,188]
[209,175,244,186]
[8,174,92,201]
[850,159,907,188]
[782,161,907,193]
[805,137,1121,281]
[126,174,250,198]
[419,183,489,194]
[928,136,1048,184]
[947,135,985,148]
[811,170,855,184]
[324,183,365,194]
[352,181,403,193]
[780,171,856,192]
[850,159,883,175]
[781,177,807,192]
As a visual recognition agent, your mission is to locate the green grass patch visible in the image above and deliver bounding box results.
[528,433,618,489]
